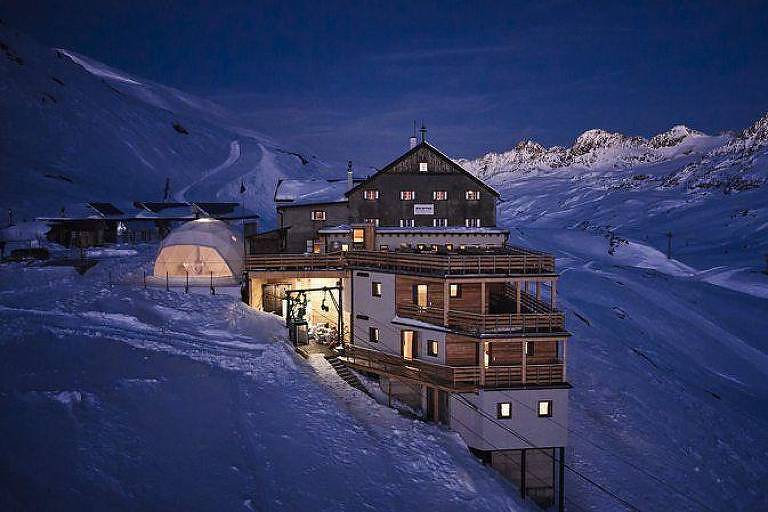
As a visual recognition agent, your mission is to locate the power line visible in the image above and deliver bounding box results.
[493,388,718,512]
[452,393,644,512]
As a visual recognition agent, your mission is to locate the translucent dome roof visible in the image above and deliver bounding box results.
[154,219,243,278]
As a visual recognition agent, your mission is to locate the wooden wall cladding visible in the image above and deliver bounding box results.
[446,333,478,366]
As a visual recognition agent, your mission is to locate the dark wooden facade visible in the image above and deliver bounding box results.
[347,143,498,228]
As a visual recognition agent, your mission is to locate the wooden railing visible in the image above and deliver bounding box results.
[397,303,566,334]
[244,253,345,271]
[341,345,480,390]
[341,346,565,389]
[245,249,555,275]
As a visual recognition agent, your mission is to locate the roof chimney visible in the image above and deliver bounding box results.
[409,121,418,149]
[420,123,427,143]
[347,160,353,190]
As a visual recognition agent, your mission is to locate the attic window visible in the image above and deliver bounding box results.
[419,162,428,172]
[311,210,326,221]
[363,189,379,200]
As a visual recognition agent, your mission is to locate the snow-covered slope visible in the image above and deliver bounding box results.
[458,114,768,269]
[0,22,328,224]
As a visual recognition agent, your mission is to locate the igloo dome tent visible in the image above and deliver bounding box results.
[154,219,243,279]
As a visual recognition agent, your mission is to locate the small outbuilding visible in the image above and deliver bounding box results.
[154,219,243,280]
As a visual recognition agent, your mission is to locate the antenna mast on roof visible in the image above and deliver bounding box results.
[409,121,418,149]
[420,122,427,143]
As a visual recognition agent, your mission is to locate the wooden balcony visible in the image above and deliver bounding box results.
[244,246,555,276]
[397,303,566,334]
[341,345,566,391]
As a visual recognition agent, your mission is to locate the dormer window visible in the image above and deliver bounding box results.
[363,189,379,200]
[311,210,326,221]
[419,162,428,172]
[465,190,481,200]
[400,190,416,200]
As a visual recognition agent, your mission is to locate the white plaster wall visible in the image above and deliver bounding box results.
[350,271,447,364]
[450,387,569,450]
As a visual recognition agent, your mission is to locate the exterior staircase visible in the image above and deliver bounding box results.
[325,354,372,397]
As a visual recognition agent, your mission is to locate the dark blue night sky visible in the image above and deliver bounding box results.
[3,1,768,166]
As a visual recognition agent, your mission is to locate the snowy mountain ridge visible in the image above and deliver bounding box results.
[0,22,328,224]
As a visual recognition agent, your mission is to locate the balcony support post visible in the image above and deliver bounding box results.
[522,341,527,384]
[516,280,522,314]
[535,281,541,301]
[479,341,487,386]
[443,280,449,327]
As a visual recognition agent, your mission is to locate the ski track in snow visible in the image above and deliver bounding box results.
[174,140,241,202]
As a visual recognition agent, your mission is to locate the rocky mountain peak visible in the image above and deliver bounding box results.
[741,112,768,142]
[649,125,704,148]
[571,129,633,156]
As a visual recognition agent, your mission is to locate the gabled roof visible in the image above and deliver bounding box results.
[88,202,124,216]
[274,177,367,207]
[133,201,189,214]
[344,141,500,197]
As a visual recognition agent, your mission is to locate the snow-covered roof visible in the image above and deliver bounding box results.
[275,177,366,207]
[317,225,509,235]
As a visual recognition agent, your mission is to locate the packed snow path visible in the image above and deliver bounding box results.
[174,140,242,202]
[0,249,527,512]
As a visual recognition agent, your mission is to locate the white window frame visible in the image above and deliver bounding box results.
[399,218,415,227]
[363,189,379,200]
[497,402,512,419]
[433,190,448,200]
[419,162,428,172]
[465,218,481,228]
[433,218,448,227]
[537,400,552,417]
[400,190,416,201]
[364,218,380,226]
[465,190,481,200]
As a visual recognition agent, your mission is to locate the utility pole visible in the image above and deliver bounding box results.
[666,232,673,260]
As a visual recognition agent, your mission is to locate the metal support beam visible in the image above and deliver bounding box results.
[521,448,527,500]
[559,447,565,512]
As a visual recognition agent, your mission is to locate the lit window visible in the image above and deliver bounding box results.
[427,340,439,357]
[400,190,416,200]
[341,243,349,252]
[433,190,448,200]
[401,330,417,359]
[399,219,415,227]
[433,218,448,227]
[418,162,428,173]
[311,210,326,221]
[465,218,481,228]
[497,402,512,419]
[445,243,453,251]
[459,245,466,250]
[369,326,379,343]
[413,284,428,307]
[525,341,535,357]
[363,189,379,200]
[372,281,382,297]
[364,218,379,226]
[379,244,389,251]
[449,284,461,298]
[465,190,480,200]
[538,400,552,417]
[353,228,365,243]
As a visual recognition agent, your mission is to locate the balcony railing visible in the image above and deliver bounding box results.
[341,346,565,390]
[245,248,555,276]
[397,303,566,334]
